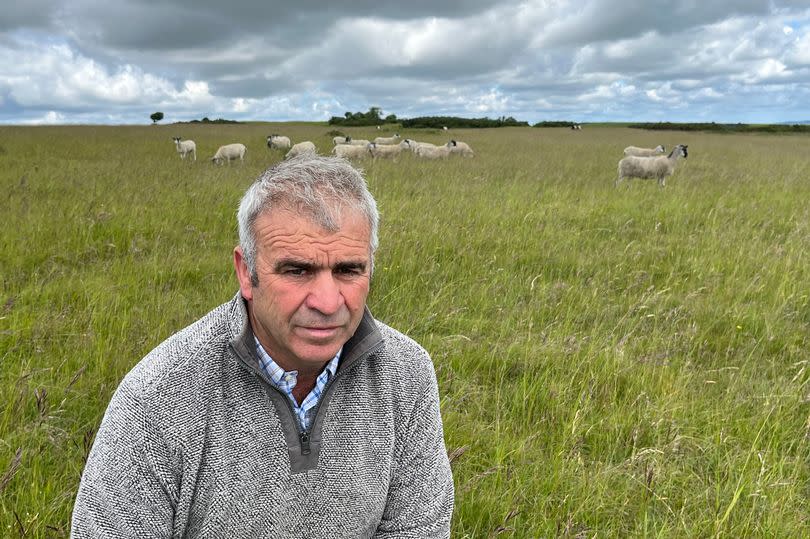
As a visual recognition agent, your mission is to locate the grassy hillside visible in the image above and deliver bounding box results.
[1,124,808,536]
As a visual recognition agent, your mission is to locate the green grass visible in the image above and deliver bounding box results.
[1,124,808,537]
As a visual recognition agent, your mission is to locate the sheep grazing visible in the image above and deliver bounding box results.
[447,140,474,158]
[442,126,448,131]
[267,134,292,150]
[415,144,452,159]
[346,139,371,147]
[368,142,403,160]
[332,135,351,145]
[623,144,665,157]
[616,144,688,187]
[571,124,582,130]
[373,134,401,145]
[285,141,317,160]
[172,137,196,161]
[332,143,371,160]
[211,143,246,165]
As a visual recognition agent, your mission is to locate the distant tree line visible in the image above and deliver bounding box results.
[328,108,529,128]
[532,121,579,128]
[401,116,529,128]
[328,107,397,126]
[628,122,810,134]
[187,117,241,124]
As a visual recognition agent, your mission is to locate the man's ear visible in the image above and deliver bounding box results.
[233,246,253,301]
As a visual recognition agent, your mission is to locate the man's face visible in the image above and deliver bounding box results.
[234,208,372,374]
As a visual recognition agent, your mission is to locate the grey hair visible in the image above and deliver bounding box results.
[237,154,379,286]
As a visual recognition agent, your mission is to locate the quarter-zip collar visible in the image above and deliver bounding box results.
[227,292,384,472]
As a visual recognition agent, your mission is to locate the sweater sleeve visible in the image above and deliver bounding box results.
[374,359,454,538]
[71,377,177,538]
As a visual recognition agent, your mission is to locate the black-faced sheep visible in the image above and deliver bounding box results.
[616,145,688,187]
[267,135,292,150]
[172,137,196,161]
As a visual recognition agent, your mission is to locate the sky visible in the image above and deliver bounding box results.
[2,1,810,125]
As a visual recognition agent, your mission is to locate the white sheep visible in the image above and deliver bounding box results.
[211,143,246,165]
[415,144,452,159]
[447,140,474,158]
[346,139,371,147]
[373,134,401,145]
[368,142,403,160]
[332,143,371,159]
[623,144,665,157]
[267,134,292,150]
[172,137,196,161]
[332,135,351,145]
[616,144,688,187]
[285,141,317,159]
[400,139,436,153]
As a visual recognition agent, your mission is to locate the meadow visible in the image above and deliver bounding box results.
[1,122,808,537]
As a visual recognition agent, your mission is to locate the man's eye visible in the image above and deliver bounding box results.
[284,268,307,276]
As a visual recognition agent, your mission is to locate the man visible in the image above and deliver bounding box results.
[72,155,454,537]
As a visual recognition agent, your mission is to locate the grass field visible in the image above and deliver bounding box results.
[1,123,808,537]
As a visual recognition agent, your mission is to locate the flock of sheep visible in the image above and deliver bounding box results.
[171,132,476,166]
[173,132,689,187]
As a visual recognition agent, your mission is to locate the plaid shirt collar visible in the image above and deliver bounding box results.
[253,336,340,432]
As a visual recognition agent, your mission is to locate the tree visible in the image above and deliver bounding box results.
[150,112,164,124]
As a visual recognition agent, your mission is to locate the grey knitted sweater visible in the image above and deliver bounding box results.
[71,293,454,538]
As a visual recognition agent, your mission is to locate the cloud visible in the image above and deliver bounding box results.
[2,1,810,124]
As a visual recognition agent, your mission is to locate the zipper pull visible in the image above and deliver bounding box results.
[300,431,311,455]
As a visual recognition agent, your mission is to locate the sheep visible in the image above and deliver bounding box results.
[172,137,196,161]
[211,143,246,165]
[623,144,665,157]
[447,139,474,158]
[415,144,452,159]
[373,134,401,145]
[368,142,403,160]
[332,143,371,160]
[332,135,351,145]
[401,139,437,154]
[616,144,688,187]
[346,139,371,147]
[285,141,317,159]
[267,134,292,150]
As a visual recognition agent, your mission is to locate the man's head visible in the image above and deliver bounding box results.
[233,155,379,373]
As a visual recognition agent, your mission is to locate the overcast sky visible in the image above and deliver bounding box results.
[2,1,810,125]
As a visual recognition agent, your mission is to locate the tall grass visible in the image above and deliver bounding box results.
[1,124,808,537]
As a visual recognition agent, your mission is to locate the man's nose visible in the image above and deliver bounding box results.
[305,272,344,315]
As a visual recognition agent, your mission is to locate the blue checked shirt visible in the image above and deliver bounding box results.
[254,336,340,433]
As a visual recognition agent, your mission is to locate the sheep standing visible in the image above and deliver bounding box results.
[285,141,317,159]
[172,137,196,161]
[447,140,474,158]
[332,143,370,160]
[415,144,452,159]
[332,135,351,145]
[346,139,371,147]
[624,145,665,157]
[616,145,688,187]
[373,134,401,145]
[368,142,403,160]
[211,143,246,165]
[401,139,437,154]
[267,134,292,150]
